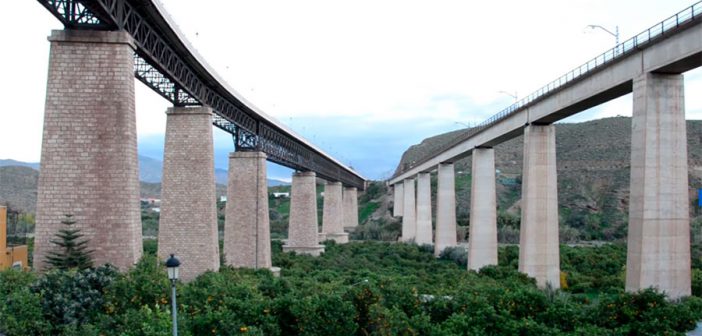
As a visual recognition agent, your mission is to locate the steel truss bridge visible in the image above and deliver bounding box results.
[36,0,366,190]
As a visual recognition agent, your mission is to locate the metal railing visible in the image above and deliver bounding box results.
[394,1,702,178]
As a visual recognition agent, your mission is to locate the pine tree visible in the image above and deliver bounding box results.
[45,214,93,270]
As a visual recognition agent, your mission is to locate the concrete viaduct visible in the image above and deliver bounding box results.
[389,2,702,299]
[32,0,365,281]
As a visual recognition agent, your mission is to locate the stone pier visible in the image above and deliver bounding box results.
[401,178,417,242]
[34,30,142,271]
[224,151,272,269]
[284,171,325,256]
[343,187,359,231]
[322,182,349,243]
[435,163,457,256]
[393,183,404,217]
[519,124,560,288]
[158,106,219,281]
[626,73,691,299]
[415,172,433,245]
[468,148,498,270]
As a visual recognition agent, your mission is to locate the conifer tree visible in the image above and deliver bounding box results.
[45,214,93,270]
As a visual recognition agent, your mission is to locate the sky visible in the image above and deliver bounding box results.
[2,0,702,181]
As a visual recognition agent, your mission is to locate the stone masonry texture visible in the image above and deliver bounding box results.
[224,151,272,269]
[35,30,142,271]
[519,125,560,288]
[626,73,691,299]
[322,182,348,243]
[157,106,219,281]
[284,171,324,256]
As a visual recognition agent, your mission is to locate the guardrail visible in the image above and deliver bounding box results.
[394,1,702,178]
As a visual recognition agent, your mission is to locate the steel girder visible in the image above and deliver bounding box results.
[35,0,365,189]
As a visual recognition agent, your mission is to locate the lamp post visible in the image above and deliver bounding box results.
[166,254,180,336]
[586,24,619,45]
[498,90,518,102]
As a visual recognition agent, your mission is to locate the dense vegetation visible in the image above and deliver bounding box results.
[1,241,701,335]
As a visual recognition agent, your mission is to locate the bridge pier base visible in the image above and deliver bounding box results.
[34,30,142,271]
[519,124,560,288]
[435,163,457,256]
[469,149,498,270]
[343,187,359,231]
[284,171,324,256]
[224,151,272,269]
[158,106,219,281]
[401,178,417,242]
[393,183,404,217]
[416,173,433,245]
[626,73,691,299]
[322,182,348,244]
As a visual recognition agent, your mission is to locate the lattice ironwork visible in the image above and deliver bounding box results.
[35,0,366,189]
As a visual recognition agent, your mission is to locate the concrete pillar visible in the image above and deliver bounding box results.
[401,178,417,242]
[468,149,498,270]
[415,173,433,245]
[34,30,142,271]
[626,73,691,299]
[157,106,219,281]
[343,187,359,231]
[393,183,404,217]
[435,163,457,256]
[284,171,324,256]
[224,151,271,269]
[519,124,560,288]
[322,182,349,243]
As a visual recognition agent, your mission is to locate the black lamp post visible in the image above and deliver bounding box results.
[165,254,180,336]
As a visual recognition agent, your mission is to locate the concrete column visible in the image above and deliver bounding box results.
[415,173,433,245]
[626,73,691,299]
[468,149,498,270]
[343,187,359,231]
[224,151,271,269]
[401,178,417,242]
[519,124,560,288]
[284,171,324,256]
[435,163,457,256]
[393,183,404,217]
[34,30,142,271]
[322,182,349,243]
[157,106,219,281]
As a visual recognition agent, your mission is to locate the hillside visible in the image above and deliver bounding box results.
[391,116,702,241]
[0,166,38,213]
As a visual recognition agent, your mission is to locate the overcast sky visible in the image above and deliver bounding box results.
[2,0,702,181]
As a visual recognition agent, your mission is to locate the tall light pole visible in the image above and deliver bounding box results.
[586,24,619,45]
[498,90,518,102]
[166,254,181,336]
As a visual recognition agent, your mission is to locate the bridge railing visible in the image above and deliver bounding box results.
[395,1,702,178]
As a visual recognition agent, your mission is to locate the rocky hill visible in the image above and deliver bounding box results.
[393,116,702,241]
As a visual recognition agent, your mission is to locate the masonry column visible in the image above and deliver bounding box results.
[224,151,271,269]
[435,163,457,256]
[626,73,691,299]
[321,182,349,243]
[401,178,417,242]
[34,30,142,271]
[468,148,498,270]
[284,171,325,255]
[157,106,219,281]
[415,173,433,245]
[343,187,359,231]
[519,124,560,288]
[393,183,404,217]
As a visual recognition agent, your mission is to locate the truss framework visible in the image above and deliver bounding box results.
[36,0,364,189]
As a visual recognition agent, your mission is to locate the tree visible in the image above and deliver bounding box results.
[44,214,93,270]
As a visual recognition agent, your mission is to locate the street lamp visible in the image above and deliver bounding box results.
[498,90,518,102]
[166,254,180,336]
[585,24,619,45]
